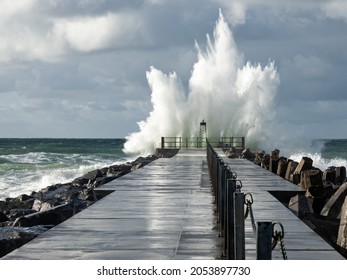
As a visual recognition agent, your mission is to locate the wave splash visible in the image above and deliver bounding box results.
[123,10,280,155]
[0,151,137,200]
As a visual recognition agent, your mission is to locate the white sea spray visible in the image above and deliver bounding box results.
[123,11,280,155]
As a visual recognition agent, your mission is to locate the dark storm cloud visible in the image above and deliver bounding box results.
[0,0,346,138]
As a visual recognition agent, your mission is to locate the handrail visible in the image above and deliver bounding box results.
[206,139,287,260]
[161,136,245,149]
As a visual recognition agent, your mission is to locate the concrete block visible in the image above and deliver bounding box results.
[289,194,314,218]
[337,196,347,249]
[294,157,313,174]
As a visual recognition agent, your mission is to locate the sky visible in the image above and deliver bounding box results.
[0,0,347,139]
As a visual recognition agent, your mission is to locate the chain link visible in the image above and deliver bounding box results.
[244,193,256,235]
[235,179,243,192]
[271,222,288,260]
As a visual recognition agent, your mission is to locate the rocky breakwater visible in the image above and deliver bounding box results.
[0,154,158,258]
[224,147,347,258]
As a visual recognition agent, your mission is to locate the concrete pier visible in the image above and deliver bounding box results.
[2,149,220,260]
[2,149,345,260]
[216,149,344,260]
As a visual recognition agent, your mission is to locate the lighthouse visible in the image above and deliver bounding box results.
[199,120,207,148]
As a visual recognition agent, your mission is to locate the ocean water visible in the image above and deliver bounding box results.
[0,138,138,200]
[288,139,347,172]
[1,138,347,201]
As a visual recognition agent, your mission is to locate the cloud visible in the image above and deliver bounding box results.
[213,0,247,26]
[0,1,148,62]
[321,0,347,22]
[0,0,38,20]
[0,0,346,141]
[286,55,333,81]
[52,12,146,53]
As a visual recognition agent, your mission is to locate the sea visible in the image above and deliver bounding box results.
[0,138,139,200]
[1,138,347,201]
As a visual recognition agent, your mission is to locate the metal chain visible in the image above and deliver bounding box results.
[279,235,288,260]
[235,179,243,193]
[271,222,288,260]
[244,193,256,235]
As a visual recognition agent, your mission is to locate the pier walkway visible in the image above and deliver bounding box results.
[2,149,345,260]
[215,149,344,260]
[2,149,221,260]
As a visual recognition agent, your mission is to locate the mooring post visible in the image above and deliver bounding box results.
[234,192,245,260]
[226,178,236,260]
[256,221,272,260]
[161,137,165,149]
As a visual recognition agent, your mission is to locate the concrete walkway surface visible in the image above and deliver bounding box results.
[2,149,221,260]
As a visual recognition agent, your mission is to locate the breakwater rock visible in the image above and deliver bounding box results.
[0,154,158,258]
[224,147,347,258]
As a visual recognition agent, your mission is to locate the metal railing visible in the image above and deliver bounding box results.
[206,140,287,260]
[161,137,245,149]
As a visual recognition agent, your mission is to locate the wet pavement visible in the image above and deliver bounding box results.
[2,149,344,260]
[2,149,221,260]
[217,149,344,260]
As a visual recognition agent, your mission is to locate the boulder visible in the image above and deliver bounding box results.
[107,164,131,177]
[99,167,109,176]
[132,156,155,167]
[13,203,74,227]
[93,176,118,188]
[0,195,35,212]
[8,209,37,220]
[0,226,49,258]
[81,169,103,181]
[34,183,87,202]
[0,212,8,223]
[72,169,103,186]
[321,182,347,219]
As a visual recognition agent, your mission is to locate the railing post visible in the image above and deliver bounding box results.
[217,160,225,223]
[234,192,245,260]
[219,163,227,236]
[256,221,272,260]
[226,177,236,260]
[215,157,221,211]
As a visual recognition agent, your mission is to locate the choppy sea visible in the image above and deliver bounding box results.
[1,138,347,201]
[0,138,138,200]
